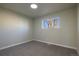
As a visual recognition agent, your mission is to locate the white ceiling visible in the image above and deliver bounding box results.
[0,3,76,18]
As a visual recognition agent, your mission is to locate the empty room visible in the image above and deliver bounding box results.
[0,3,79,56]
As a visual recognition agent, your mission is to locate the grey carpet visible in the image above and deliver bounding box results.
[0,41,78,56]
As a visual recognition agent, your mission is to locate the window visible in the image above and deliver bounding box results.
[53,17,60,28]
[42,17,60,29]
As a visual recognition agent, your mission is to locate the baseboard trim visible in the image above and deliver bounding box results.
[0,40,32,50]
[0,39,77,51]
[34,39,77,50]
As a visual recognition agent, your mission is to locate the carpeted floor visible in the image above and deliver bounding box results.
[0,41,78,56]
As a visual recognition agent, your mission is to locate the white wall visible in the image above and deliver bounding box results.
[0,8,32,50]
[34,7,77,49]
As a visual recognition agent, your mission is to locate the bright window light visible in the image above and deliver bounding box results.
[30,4,38,9]
[42,17,60,29]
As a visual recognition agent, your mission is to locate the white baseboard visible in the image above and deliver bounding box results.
[34,39,77,50]
[0,40,32,50]
[0,39,77,51]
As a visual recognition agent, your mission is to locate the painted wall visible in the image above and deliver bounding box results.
[34,7,77,49]
[0,8,32,49]
[77,4,79,54]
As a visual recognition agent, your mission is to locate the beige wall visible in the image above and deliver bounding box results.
[0,6,77,50]
[34,7,77,49]
[0,8,33,49]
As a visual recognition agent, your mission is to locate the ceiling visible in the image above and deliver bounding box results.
[0,3,76,18]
